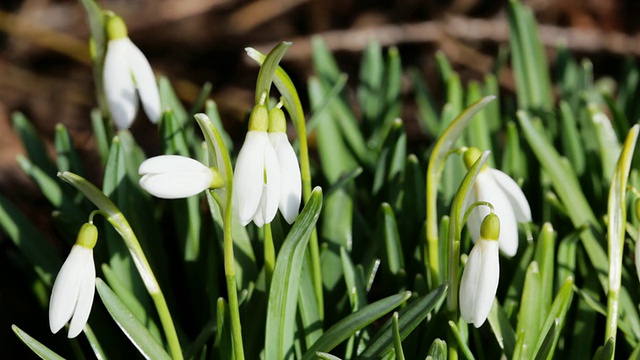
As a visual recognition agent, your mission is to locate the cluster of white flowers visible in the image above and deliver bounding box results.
[459,147,532,327]
[232,104,302,227]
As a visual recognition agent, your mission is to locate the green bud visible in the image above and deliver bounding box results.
[209,168,225,189]
[76,223,98,249]
[480,213,500,241]
[463,147,486,171]
[248,104,269,132]
[105,14,128,40]
[268,107,287,133]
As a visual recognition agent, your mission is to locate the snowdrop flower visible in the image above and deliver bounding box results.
[103,14,160,129]
[463,147,532,257]
[139,155,223,199]
[459,213,500,328]
[49,223,98,338]
[268,107,301,224]
[233,104,281,227]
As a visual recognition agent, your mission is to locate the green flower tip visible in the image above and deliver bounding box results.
[76,223,98,249]
[463,147,485,171]
[105,14,128,40]
[268,107,286,133]
[209,167,225,189]
[248,104,269,132]
[480,213,500,241]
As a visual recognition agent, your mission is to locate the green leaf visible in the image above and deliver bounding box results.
[380,203,405,276]
[589,104,621,185]
[302,291,412,360]
[361,284,448,358]
[96,279,172,360]
[78,0,109,115]
[534,223,556,314]
[265,188,323,360]
[254,42,292,103]
[427,338,448,360]
[411,69,440,136]
[448,321,475,360]
[12,325,65,360]
[515,261,543,358]
[316,352,343,360]
[358,40,384,125]
[391,312,405,360]
[558,101,585,175]
[593,338,615,360]
[54,123,86,176]
[487,299,516,356]
[12,112,57,175]
[0,194,60,285]
[531,276,574,360]
[605,124,639,344]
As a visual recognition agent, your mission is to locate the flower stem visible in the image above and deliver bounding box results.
[222,199,245,360]
[264,223,275,290]
[295,98,324,320]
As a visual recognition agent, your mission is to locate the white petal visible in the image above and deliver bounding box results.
[49,245,90,334]
[67,253,96,338]
[104,39,138,130]
[140,171,212,199]
[139,155,213,199]
[270,133,302,224]
[233,132,269,226]
[460,239,499,327]
[139,155,210,175]
[251,184,268,227]
[491,169,532,222]
[474,171,519,257]
[125,39,161,123]
[261,140,281,225]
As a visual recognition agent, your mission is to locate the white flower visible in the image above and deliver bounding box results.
[233,130,280,227]
[139,155,218,199]
[464,149,532,257]
[49,224,98,338]
[268,107,301,224]
[103,15,160,130]
[459,213,500,328]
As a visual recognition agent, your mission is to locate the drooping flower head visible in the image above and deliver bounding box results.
[103,14,161,129]
[268,106,301,224]
[459,213,500,328]
[49,223,98,338]
[233,104,281,227]
[463,147,532,257]
[139,155,223,199]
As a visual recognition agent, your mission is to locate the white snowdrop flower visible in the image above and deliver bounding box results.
[49,223,98,338]
[463,147,532,257]
[233,104,281,227]
[268,107,301,224]
[103,15,160,130]
[460,213,500,328]
[139,155,222,199]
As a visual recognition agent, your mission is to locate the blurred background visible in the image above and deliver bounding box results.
[1,0,639,357]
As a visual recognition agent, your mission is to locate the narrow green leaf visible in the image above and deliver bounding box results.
[589,104,621,185]
[391,312,405,360]
[265,188,323,360]
[531,276,574,359]
[91,108,110,164]
[534,223,556,314]
[54,123,85,176]
[95,279,172,360]
[302,291,411,360]
[465,81,494,167]
[12,112,57,174]
[12,325,65,360]
[340,247,367,311]
[358,40,384,125]
[411,69,440,136]
[362,284,447,358]
[487,299,516,356]
[254,42,292,103]
[593,338,615,360]
[215,298,233,360]
[515,261,543,358]
[558,101,585,175]
[427,338,447,360]
[316,352,342,360]
[448,321,475,360]
[0,194,60,285]
[380,203,405,276]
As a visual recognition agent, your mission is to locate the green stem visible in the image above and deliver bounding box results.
[605,289,619,352]
[108,213,184,360]
[426,171,441,288]
[222,198,245,360]
[296,99,324,320]
[264,223,275,290]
